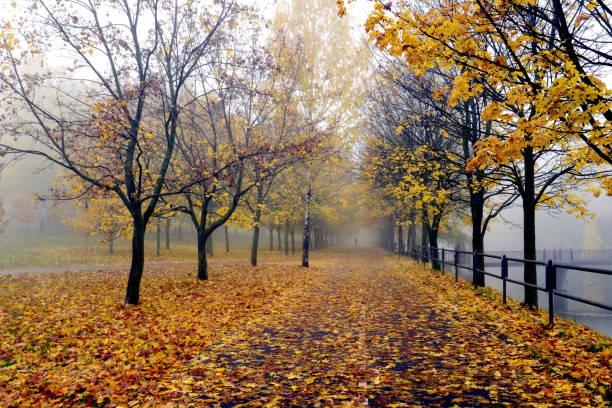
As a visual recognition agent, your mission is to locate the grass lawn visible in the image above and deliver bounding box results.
[0,230,290,270]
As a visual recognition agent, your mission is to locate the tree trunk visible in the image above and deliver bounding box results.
[251,224,260,266]
[463,99,486,285]
[250,185,263,267]
[197,231,208,280]
[291,223,295,254]
[125,216,146,305]
[156,219,161,256]
[178,225,183,242]
[277,225,281,251]
[269,224,274,251]
[523,147,538,307]
[224,226,230,253]
[429,228,440,270]
[420,222,429,262]
[302,184,312,267]
[470,189,485,287]
[407,220,415,253]
[108,235,114,255]
[206,231,214,256]
[398,223,404,254]
[284,221,289,255]
[165,218,171,250]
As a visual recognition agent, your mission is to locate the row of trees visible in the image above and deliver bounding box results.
[346,0,612,307]
[9,0,608,312]
[0,0,364,304]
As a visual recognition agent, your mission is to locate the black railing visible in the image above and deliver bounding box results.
[400,245,612,326]
[487,248,612,266]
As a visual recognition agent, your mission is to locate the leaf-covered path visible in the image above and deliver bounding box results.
[156,251,610,407]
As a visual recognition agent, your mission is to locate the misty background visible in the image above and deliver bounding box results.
[1,155,607,260]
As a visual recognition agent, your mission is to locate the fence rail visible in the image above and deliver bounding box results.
[488,248,612,263]
[400,245,612,326]
[393,243,612,266]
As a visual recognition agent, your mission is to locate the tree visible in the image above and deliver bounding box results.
[170,21,319,279]
[274,0,366,267]
[0,0,239,304]
[362,59,520,283]
[240,25,308,267]
[341,0,605,306]
[363,134,465,270]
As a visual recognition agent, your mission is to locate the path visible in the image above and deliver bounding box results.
[153,251,593,407]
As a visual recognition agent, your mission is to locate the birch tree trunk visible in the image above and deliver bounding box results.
[302,175,312,268]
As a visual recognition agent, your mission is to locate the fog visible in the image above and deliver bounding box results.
[484,204,608,251]
[0,156,383,272]
[1,155,610,257]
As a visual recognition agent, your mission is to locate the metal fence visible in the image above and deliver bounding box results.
[402,246,612,326]
[487,248,612,266]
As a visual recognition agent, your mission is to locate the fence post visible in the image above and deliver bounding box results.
[501,255,508,306]
[441,248,445,273]
[453,250,459,282]
[546,260,556,326]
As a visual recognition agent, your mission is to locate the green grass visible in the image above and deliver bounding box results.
[0,229,288,270]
